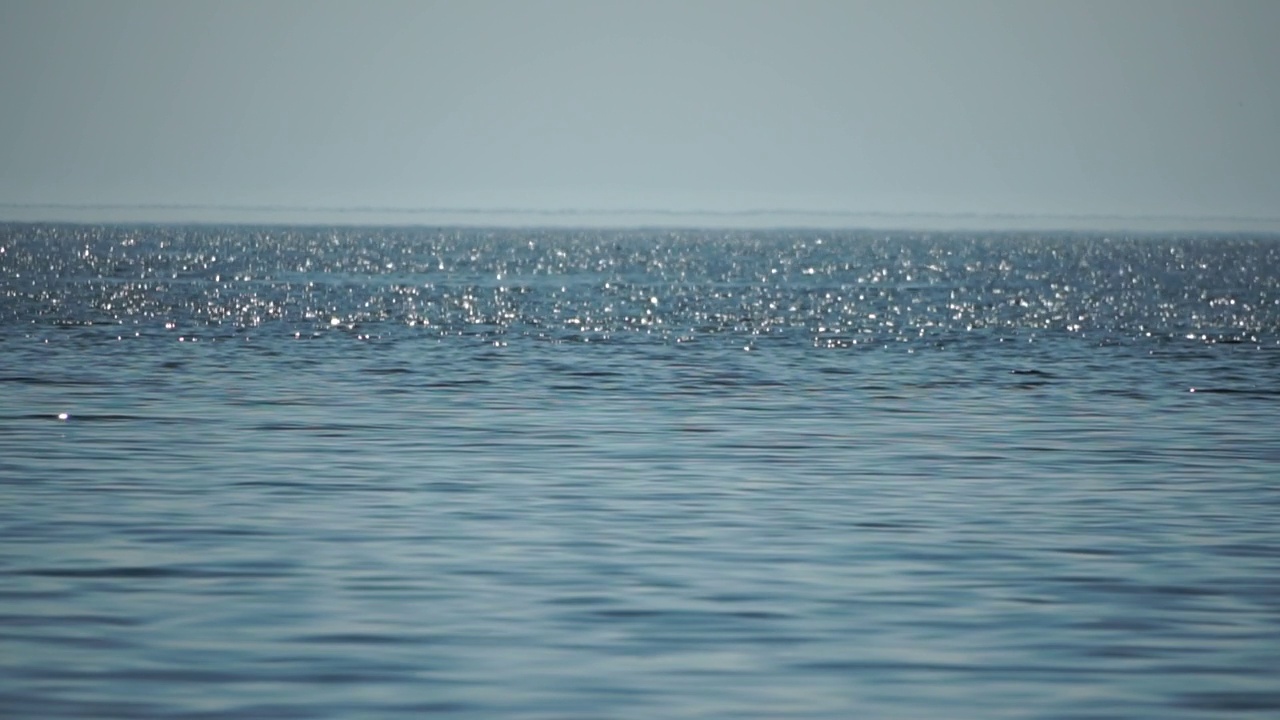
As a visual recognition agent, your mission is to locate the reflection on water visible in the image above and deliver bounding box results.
[1,226,1279,718]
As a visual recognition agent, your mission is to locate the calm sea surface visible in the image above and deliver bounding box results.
[2,224,1279,719]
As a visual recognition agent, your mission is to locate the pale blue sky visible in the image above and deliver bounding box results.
[1,0,1277,225]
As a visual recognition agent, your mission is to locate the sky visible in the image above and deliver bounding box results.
[1,0,1278,227]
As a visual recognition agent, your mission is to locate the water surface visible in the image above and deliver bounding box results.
[2,225,1279,718]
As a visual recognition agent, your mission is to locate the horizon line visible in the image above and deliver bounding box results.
[2,201,1279,224]
[3,202,1280,234]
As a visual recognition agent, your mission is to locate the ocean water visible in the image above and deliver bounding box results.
[2,224,1279,719]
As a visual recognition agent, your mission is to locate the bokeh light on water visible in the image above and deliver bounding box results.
[2,225,1278,718]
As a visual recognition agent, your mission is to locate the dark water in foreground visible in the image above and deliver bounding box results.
[2,225,1279,718]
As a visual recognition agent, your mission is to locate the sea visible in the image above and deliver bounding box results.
[2,223,1278,719]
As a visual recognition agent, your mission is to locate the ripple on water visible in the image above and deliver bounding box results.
[1,225,1278,719]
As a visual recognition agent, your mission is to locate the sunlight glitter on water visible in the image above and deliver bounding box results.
[1,224,1278,719]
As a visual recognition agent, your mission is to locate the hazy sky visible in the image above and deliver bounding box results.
[1,0,1278,224]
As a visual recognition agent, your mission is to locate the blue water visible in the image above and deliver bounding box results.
[2,225,1279,718]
